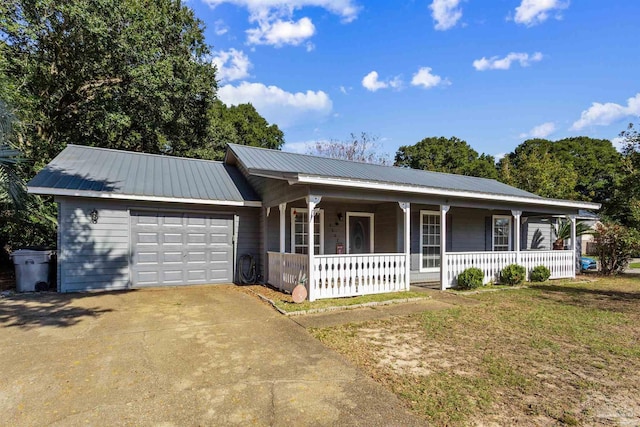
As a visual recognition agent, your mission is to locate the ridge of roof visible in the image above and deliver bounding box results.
[226,143,529,188]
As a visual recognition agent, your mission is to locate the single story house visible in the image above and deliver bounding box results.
[28,144,600,300]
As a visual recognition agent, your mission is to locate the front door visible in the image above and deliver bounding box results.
[347,213,374,254]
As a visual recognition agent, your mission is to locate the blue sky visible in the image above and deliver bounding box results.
[189,0,640,159]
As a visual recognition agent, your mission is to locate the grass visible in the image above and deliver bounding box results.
[311,276,640,426]
[273,290,428,313]
[630,262,640,269]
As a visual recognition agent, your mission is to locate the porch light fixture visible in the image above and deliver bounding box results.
[90,209,99,224]
[337,213,343,222]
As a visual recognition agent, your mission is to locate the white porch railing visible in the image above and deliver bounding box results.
[445,250,574,288]
[312,253,408,299]
[267,252,308,294]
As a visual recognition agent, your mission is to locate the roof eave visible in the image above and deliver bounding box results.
[293,175,601,210]
[27,186,263,208]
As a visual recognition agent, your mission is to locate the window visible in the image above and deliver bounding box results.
[493,216,511,251]
[291,208,324,255]
[420,211,440,271]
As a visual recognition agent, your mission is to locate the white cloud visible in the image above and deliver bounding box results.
[473,52,543,71]
[246,17,315,46]
[611,137,625,153]
[494,153,506,163]
[202,0,360,22]
[218,81,333,128]
[202,1,359,47]
[213,19,229,35]
[570,93,640,131]
[410,67,450,89]
[519,122,556,139]
[513,0,569,26]
[211,49,252,82]
[429,0,463,30]
[361,71,402,92]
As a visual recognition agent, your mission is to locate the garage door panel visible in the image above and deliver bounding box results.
[163,251,183,263]
[131,211,233,287]
[187,233,206,244]
[137,252,159,264]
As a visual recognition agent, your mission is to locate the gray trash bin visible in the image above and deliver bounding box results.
[12,249,54,292]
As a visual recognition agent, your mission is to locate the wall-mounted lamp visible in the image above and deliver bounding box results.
[90,209,99,224]
[337,212,343,222]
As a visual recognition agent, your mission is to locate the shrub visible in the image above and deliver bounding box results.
[457,267,484,290]
[500,264,526,285]
[529,265,551,282]
[593,222,640,275]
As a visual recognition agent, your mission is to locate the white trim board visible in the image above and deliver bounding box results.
[292,175,600,210]
[28,187,262,207]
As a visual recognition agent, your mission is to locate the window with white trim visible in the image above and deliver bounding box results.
[291,208,324,255]
[420,210,440,271]
[493,216,511,251]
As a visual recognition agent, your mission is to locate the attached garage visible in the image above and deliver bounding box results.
[130,211,234,287]
[28,145,262,292]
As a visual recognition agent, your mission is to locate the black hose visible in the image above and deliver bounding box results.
[238,253,257,284]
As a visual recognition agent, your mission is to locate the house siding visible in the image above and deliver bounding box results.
[524,218,554,250]
[56,197,261,292]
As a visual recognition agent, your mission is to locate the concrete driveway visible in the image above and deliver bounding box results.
[0,285,420,426]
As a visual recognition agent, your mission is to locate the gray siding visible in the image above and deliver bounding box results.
[374,203,399,253]
[56,197,261,292]
[524,218,554,250]
[449,208,486,252]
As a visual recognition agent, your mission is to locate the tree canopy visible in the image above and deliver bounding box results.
[394,136,497,179]
[1,0,218,169]
[501,137,622,203]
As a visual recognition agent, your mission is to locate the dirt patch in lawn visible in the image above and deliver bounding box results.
[312,277,640,426]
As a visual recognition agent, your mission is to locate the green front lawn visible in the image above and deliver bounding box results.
[630,262,640,269]
[312,277,640,426]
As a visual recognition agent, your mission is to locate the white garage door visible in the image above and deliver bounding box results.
[131,211,234,287]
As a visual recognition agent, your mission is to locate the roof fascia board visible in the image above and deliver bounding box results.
[28,187,262,207]
[294,175,600,210]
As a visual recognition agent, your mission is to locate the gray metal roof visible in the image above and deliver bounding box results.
[29,145,260,204]
[227,143,541,199]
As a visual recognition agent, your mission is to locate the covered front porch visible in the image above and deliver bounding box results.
[264,195,580,301]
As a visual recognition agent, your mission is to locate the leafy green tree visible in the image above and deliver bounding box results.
[1,0,218,170]
[394,136,497,178]
[501,137,622,203]
[593,222,640,275]
[500,146,578,199]
[308,132,389,164]
[187,101,285,161]
[603,123,640,228]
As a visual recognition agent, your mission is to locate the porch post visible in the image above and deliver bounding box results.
[399,202,411,290]
[307,195,322,301]
[279,203,286,253]
[511,210,522,265]
[440,205,450,290]
[569,214,577,278]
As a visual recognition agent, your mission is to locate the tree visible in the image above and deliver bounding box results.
[0,101,27,210]
[0,0,218,170]
[308,132,389,164]
[603,123,640,228]
[501,137,622,203]
[499,146,578,199]
[592,222,640,275]
[394,136,497,178]
[187,101,285,161]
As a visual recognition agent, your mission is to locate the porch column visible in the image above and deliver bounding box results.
[279,203,286,253]
[399,202,411,290]
[307,195,322,301]
[440,205,450,290]
[568,214,577,278]
[512,210,522,265]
